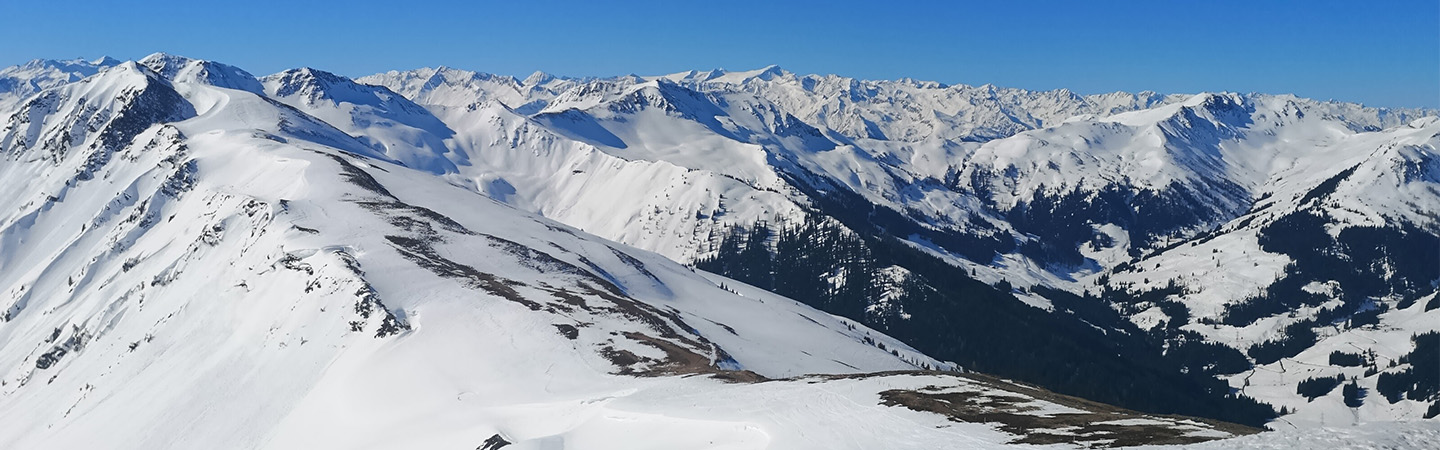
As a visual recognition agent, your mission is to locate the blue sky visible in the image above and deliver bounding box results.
[2,0,1435,108]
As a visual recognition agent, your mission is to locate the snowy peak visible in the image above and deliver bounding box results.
[1090,118,1440,424]
[541,77,728,116]
[538,78,642,114]
[264,67,463,174]
[537,78,736,135]
[1,61,195,169]
[952,89,1429,270]
[11,57,117,77]
[660,65,792,85]
[1181,92,1253,127]
[607,79,721,117]
[357,67,576,114]
[264,67,385,105]
[1316,120,1440,228]
[521,69,556,86]
[741,64,789,81]
[138,53,263,94]
[0,57,121,109]
[398,66,518,94]
[263,67,445,126]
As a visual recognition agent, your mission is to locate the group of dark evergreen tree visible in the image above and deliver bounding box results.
[696,215,1276,427]
[694,166,1440,426]
[1374,332,1440,417]
[698,217,887,325]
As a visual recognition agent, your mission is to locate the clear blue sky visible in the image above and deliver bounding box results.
[3,0,1435,108]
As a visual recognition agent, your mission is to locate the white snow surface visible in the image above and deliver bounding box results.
[359,64,1433,282]
[1137,420,1440,450]
[0,56,120,111]
[366,64,1440,424]
[1097,118,1440,423]
[0,58,983,449]
[1,55,1435,448]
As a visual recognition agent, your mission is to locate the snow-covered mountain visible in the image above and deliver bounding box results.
[0,57,120,111]
[1097,117,1440,425]
[359,65,1430,281]
[1,53,1435,447]
[359,64,1438,427]
[0,54,1311,449]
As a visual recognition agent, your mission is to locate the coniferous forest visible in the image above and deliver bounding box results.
[696,215,1277,426]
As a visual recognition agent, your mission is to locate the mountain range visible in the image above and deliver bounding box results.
[0,54,1435,449]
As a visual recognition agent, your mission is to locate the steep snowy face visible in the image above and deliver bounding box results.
[138,53,264,94]
[262,67,464,174]
[533,79,810,187]
[0,62,196,173]
[0,57,120,111]
[360,70,815,263]
[452,100,813,263]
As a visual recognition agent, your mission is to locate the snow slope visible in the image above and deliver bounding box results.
[0,56,1276,449]
[1138,420,1440,450]
[364,63,1439,426]
[361,65,1433,280]
[0,57,119,111]
[1097,117,1440,424]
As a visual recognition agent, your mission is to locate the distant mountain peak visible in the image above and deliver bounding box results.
[262,67,365,100]
[135,52,262,94]
[523,70,554,86]
[0,57,120,106]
